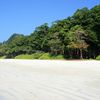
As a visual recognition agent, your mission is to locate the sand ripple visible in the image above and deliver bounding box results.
[0,60,100,100]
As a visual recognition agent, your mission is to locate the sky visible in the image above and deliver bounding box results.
[0,0,100,42]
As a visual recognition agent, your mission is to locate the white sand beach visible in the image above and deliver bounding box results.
[0,59,100,100]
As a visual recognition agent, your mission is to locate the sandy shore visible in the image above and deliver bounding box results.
[0,59,100,100]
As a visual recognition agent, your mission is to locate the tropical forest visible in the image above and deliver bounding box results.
[0,5,100,60]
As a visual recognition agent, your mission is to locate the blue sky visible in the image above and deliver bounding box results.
[0,0,100,42]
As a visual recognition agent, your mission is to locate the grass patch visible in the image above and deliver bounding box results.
[32,52,44,59]
[15,54,34,59]
[39,53,52,59]
[15,52,44,59]
[39,53,64,59]
[0,56,6,59]
[15,53,64,60]
[53,55,64,59]
[96,55,100,60]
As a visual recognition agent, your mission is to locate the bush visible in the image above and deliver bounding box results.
[32,52,44,59]
[54,55,64,59]
[39,53,64,59]
[15,54,34,59]
[39,53,52,59]
[96,55,100,60]
[0,56,6,59]
[15,53,65,60]
[15,52,44,59]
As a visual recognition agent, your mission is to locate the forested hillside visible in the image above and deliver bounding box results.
[0,5,100,59]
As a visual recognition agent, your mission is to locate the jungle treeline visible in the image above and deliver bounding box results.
[0,5,100,59]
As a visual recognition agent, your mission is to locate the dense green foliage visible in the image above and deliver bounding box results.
[15,53,64,59]
[96,55,100,60]
[15,54,35,59]
[0,5,100,59]
[0,56,6,59]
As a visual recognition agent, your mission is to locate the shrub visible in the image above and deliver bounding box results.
[0,56,6,59]
[39,53,51,59]
[15,53,65,60]
[32,52,44,59]
[96,55,100,60]
[15,52,44,59]
[39,53,64,59]
[54,55,64,59]
[15,54,34,59]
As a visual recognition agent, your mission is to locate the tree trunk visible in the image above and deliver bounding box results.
[76,49,80,58]
[80,49,83,59]
[69,49,72,59]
